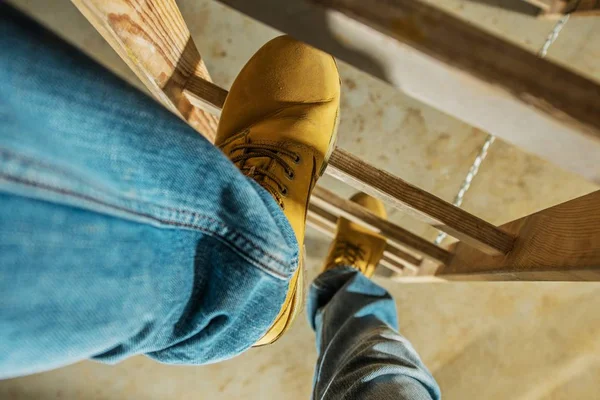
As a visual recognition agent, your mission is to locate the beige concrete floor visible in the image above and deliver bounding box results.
[2,0,600,399]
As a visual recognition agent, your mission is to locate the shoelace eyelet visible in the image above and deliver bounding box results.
[286,169,295,180]
[280,186,288,197]
[293,154,301,164]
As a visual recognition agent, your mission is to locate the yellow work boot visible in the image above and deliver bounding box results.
[322,193,387,278]
[215,35,340,345]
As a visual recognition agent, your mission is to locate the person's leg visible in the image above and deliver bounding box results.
[307,194,440,400]
[0,5,339,378]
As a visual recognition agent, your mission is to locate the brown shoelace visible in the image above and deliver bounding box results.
[230,143,300,207]
[327,240,365,269]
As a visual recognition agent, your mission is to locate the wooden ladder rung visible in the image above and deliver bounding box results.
[326,149,515,255]
[185,75,228,117]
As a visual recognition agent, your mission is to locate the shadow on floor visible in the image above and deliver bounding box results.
[432,289,600,399]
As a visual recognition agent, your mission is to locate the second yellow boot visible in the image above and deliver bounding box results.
[322,193,387,278]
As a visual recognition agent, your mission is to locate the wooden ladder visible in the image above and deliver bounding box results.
[70,0,600,281]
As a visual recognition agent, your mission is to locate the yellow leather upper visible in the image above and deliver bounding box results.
[216,35,340,249]
[215,35,340,345]
[323,193,387,278]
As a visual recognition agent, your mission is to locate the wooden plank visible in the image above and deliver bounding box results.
[435,190,600,281]
[569,9,600,15]
[297,0,600,183]
[71,0,219,141]
[307,203,420,274]
[575,0,600,10]
[311,187,452,263]
[547,0,596,14]
[327,149,515,255]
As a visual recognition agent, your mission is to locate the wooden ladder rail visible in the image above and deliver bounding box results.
[436,190,600,281]
[70,0,219,141]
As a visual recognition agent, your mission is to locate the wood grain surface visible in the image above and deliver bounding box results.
[71,0,219,141]
[546,0,600,15]
[437,190,600,281]
[184,75,229,116]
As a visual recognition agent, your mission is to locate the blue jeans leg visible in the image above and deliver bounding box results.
[0,5,298,378]
[307,267,441,400]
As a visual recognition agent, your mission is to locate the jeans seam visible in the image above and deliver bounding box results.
[0,148,296,275]
[0,172,294,280]
[0,148,289,255]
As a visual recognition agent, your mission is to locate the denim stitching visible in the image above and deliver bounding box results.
[0,148,296,270]
[0,173,295,280]
[0,149,265,232]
